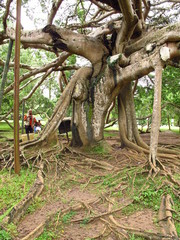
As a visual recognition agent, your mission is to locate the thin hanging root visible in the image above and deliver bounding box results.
[158,194,178,239]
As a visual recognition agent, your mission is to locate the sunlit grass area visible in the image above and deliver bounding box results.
[105,123,179,134]
[0,121,179,139]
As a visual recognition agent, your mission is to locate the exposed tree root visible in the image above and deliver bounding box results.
[0,138,180,239]
[108,202,173,240]
[158,194,179,239]
[109,215,173,240]
[70,198,133,224]
[20,221,46,240]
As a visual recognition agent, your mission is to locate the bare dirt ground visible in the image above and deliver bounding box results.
[1,130,180,240]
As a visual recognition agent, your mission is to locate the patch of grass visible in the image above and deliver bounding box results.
[80,217,90,227]
[0,229,12,240]
[176,223,180,237]
[5,223,18,237]
[0,168,37,219]
[35,229,56,240]
[160,126,179,134]
[121,203,144,215]
[0,131,14,140]
[121,172,180,223]
[83,141,111,155]
[26,197,45,214]
[129,234,145,240]
[62,210,76,224]
[0,223,18,239]
[104,130,118,138]
[0,121,13,131]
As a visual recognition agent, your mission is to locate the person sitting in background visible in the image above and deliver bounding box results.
[24,109,36,135]
[34,120,41,133]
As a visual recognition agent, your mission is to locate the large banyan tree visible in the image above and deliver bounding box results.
[0,0,180,171]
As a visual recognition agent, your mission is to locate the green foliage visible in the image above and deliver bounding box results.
[161,66,180,125]
[77,0,86,24]
[129,234,145,240]
[0,230,12,240]
[80,217,90,226]
[0,42,61,116]
[67,54,77,65]
[62,211,76,224]
[135,66,180,127]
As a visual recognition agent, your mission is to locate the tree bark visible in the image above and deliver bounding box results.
[0,39,13,112]
[149,61,163,172]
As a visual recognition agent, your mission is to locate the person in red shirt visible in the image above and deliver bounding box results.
[24,109,36,134]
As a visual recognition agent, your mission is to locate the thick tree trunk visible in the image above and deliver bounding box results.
[71,65,113,146]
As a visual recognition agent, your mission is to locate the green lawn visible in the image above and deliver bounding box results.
[105,123,180,134]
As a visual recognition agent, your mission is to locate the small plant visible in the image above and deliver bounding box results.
[0,230,12,240]
[80,217,90,227]
[5,223,18,237]
[62,210,76,224]
[129,233,145,240]
[35,229,56,240]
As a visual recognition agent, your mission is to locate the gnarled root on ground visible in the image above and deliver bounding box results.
[158,194,178,239]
